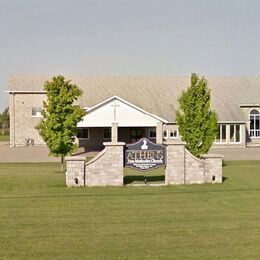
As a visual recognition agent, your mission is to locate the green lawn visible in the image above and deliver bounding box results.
[0,135,9,142]
[124,167,165,185]
[0,161,260,259]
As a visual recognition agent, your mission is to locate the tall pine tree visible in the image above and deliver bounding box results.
[176,73,218,157]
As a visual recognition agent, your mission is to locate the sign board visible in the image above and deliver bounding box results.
[124,138,166,171]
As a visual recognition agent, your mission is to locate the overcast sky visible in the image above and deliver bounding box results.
[1,0,260,111]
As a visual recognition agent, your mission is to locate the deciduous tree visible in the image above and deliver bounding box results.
[176,73,218,157]
[37,75,86,171]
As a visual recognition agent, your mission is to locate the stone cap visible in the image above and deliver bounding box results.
[201,154,224,159]
[103,142,126,146]
[65,156,86,161]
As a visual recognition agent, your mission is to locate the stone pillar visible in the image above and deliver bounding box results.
[65,156,85,187]
[112,122,118,142]
[102,142,124,186]
[156,122,163,144]
[201,154,223,183]
[165,140,186,185]
[85,142,125,186]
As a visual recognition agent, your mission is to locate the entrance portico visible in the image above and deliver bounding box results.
[76,96,167,150]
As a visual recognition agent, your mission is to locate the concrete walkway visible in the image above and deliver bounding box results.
[0,142,259,162]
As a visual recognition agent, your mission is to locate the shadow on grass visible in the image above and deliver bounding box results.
[124,175,165,185]
[222,176,228,182]
[1,188,260,200]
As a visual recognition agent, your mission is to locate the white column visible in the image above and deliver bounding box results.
[112,122,118,142]
[156,122,163,144]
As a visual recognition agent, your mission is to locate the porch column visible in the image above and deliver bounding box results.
[156,122,163,144]
[112,122,118,142]
[241,124,246,147]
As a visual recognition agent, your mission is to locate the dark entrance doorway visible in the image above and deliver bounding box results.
[130,128,145,143]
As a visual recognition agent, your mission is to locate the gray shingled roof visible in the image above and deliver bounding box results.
[8,75,260,122]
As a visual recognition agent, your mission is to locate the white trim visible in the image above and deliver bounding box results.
[250,111,260,138]
[218,121,247,124]
[215,124,228,144]
[86,95,168,123]
[240,104,260,108]
[163,129,168,139]
[169,129,178,139]
[229,124,241,144]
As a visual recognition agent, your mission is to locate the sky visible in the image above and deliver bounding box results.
[1,0,260,112]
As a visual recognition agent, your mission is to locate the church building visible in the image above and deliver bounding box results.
[6,75,260,149]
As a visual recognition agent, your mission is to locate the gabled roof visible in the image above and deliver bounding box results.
[86,95,168,123]
[7,75,260,122]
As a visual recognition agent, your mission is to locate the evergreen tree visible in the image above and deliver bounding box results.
[37,75,86,171]
[176,73,218,157]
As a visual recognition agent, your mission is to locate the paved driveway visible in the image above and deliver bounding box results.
[0,142,259,162]
[210,147,260,161]
[0,142,59,162]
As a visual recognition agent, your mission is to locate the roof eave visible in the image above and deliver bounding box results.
[240,104,260,108]
[5,90,46,94]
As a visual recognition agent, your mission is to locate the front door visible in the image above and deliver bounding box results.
[130,128,145,143]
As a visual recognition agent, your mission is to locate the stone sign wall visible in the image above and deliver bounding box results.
[66,142,125,187]
[164,140,222,185]
[66,140,223,187]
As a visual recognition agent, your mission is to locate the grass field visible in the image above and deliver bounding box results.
[0,161,260,259]
[0,135,9,142]
[124,167,165,185]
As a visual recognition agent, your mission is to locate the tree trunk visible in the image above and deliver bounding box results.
[61,156,64,172]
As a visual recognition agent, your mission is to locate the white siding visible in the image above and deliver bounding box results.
[78,98,161,127]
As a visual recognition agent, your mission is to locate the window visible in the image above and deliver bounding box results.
[163,130,168,138]
[215,124,227,143]
[250,110,260,137]
[230,124,241,143]
[32,107,43,117]
[169,130,178,139]
[77,128,89,139]
[103,128,111,140]
[148,128,156,139]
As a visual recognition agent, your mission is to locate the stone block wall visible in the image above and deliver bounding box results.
[201,154,223,183]
[165,140,223,185]
[66,140,223,187]
[165,141,185,185]
[185,150,205,184]
[65,156,85,187]
[85,142,125,186]
[65,142,125,187]
[9,93,46,147]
